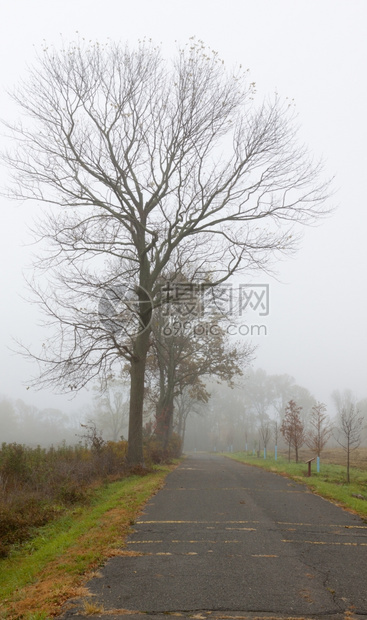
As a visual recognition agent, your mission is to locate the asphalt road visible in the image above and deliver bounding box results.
[62,453,367,620]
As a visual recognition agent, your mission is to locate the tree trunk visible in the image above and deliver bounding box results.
[176,409,183,439]
[155,350,175,450]
[155,391,174,451]
[126,328,150,466]
[180,415,187,454]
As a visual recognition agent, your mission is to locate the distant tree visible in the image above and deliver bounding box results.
[0,398,18,443]
[270,373,296,420]
[288,384,316,426]
[306,402,332,457]
[174,387,206,450]
[15,399,39,427]
[331,389,354,417]
[258,418,271,457]
[245,370,315,428]
[335,404,364,483]
[91,379,129,441]
[204,379,257,452]
[280,399,305,462]
[273,419,279,458]
[356,397,367,443]
[14,400,76,446]
[244,369,276,422]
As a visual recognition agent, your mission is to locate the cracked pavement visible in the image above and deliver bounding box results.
[61,453,367,619]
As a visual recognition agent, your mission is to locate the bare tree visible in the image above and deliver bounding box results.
[91,379,129,441]
[258,418,271,458]
[331,389,354,417]
[3,39,331,464]
[244,368,276,423]
[174,387,206,450]
[280,400,305,463]
[77,420,105,453]
[335,404,364,483]
[306,402,332,458]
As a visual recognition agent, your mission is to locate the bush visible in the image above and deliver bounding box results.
[0,439,129,557]
[144,432,182,465]
[0,443,31,489]
[0,494,56,556]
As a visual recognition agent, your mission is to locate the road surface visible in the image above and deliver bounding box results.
[62,453,367,619]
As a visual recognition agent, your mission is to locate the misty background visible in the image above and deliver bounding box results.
[0,0,366,447]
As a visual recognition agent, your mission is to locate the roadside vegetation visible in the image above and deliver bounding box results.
[0,427,181,557]
[225,449,367,520]
[0,433,181,619]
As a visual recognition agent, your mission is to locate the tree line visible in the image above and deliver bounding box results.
[182,370,366,482]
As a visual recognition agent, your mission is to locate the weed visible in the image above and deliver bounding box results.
[82,599,105,614]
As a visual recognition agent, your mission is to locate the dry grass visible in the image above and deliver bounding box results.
[0,465,176,619]
[321,447,367,469]
[281,446,367,470]
[0,441,129,559]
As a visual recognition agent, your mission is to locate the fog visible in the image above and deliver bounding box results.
[0,0,366,444]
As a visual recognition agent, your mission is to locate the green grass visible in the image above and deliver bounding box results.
[0,464,175,619]
[225,452,367,520]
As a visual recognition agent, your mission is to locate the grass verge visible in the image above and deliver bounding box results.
[0,464,176,620]
[225,452,367,520]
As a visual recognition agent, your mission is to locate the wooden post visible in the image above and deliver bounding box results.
[305,457,315,477]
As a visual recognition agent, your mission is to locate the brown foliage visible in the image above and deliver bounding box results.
[144,432,182,465]
[0,440,128,558]
[280,400,305,463]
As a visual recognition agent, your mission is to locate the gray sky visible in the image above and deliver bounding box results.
[0,0,366,415]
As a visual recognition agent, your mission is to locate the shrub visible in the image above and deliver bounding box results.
[0,443,31,489]
[144,432,182,465]
[0,439,129,557]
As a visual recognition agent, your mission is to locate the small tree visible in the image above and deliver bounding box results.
[259,418,271,458]
[78,420,105,452]
[335,404,364,483]
[280,400,305,463]
[306,402,332,458]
